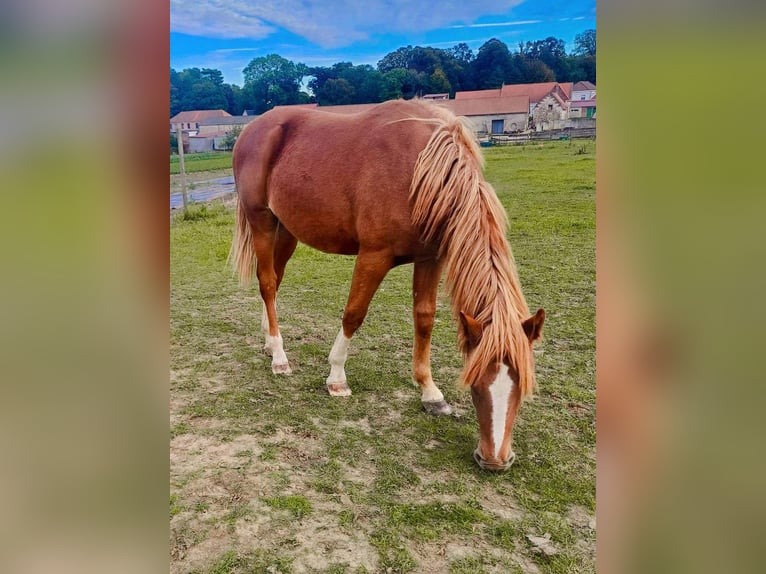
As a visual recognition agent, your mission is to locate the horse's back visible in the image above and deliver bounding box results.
[234,100,447,257]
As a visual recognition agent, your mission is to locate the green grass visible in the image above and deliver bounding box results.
[171,151,232,174]
[170,139,595,573]
[262,495,313,519]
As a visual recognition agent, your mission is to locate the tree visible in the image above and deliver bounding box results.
[171,67,232,115]
[242,54,309,113]
[317,78,355,105]
[383,68,419,99]
[521,58,556,83]
[472,39,513,89]
[200,68,224,87]
[522,37,570,81]
[448,43,474,63]
[377,46,414,73]
[574,29,596,57]
[428,69,451,94]
[220,125,242,151]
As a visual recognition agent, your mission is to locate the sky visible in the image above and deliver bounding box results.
[170,0,596,86]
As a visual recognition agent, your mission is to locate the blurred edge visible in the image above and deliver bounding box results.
[2,0,766,573]
[0,0,169,573]
[599,2,766,573]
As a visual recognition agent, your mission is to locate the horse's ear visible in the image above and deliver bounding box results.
[522,308,545,343]
[459,311,484,347]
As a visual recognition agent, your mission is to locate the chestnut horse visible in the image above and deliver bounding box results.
[230,100,544,470]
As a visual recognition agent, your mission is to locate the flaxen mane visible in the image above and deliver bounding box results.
[409,110,535,396]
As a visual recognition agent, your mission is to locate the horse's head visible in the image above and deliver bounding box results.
[459,308,545,471]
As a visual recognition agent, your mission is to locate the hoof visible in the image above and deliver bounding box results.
[272,362,292,375]
[327,381,352,397]
[422,400,453,416]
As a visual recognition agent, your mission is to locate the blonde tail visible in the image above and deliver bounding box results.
[228,198,256,287]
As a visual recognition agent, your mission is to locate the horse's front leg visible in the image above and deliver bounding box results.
[326,249,394,396]
[413,259,452,416]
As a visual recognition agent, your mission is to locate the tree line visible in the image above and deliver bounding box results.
[170,30,595,117]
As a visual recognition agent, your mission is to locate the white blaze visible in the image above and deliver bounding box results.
[488,367,514,459]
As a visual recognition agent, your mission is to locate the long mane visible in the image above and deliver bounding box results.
[409,109,535,397]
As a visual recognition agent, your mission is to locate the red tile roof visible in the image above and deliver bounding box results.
[170,109,231,123]
[268,97,529,119]
[573,81,596,91]
[272,103,318,110]
[438,96,529,116]
[500,82,573,102]
[455,88,503,100]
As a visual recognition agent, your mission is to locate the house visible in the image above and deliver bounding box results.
[531,90,570,130]
[437,96,529,134]
[457,83,572,113]
[169,109,232,134]
[189,115,256,152]
[281,97,529,135]
[454,88,503,100]
[499,82,573,114]
[571,81,596,102]
[568,98,596,119]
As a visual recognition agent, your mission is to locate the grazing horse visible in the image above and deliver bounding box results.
[230,99,544,471]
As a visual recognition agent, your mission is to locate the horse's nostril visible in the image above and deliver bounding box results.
[474,448,515,471]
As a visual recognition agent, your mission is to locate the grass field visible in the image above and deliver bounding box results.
[170,139,595,573]
[171,151,233,175]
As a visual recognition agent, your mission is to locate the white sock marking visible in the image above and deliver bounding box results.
[420,381,444,402]
[261,306,269,334]
[326,328,351,384]
[489,367,514,459]
[265,332,288,366]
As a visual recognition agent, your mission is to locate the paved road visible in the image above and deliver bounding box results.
[170,176,235,210]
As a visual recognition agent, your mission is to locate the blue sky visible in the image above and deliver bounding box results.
[170,0,596,86]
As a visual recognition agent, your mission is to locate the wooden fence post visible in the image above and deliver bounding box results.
[175,123,188,212]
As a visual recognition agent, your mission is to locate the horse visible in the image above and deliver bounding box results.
[230,99,544,471]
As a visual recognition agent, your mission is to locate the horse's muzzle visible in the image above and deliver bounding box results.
[473,448,516,471]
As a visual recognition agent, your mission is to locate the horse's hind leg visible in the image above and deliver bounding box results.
[326,249,394,396]
[249,208,293,374]
[413,259,452,416]
[260,224,297,342]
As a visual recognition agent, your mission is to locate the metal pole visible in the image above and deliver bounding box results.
[175,123,188,212]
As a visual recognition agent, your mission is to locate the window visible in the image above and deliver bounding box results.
[547,104,553,111]
[491,119,504,134]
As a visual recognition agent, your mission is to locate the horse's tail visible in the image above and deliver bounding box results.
[228,197,256,286]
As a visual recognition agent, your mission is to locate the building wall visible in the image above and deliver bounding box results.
[533,95,568,130]
[198,123,250,137]
[188,137,214,153]
[563,117,596,129]
[572,89,596,101]
[464,113,528,134]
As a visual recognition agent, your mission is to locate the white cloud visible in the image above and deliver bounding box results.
[448,20,541,29]
[171,0,525,47]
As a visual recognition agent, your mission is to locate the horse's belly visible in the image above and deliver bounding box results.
[267,178,420,257]
[267,196,360,255]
